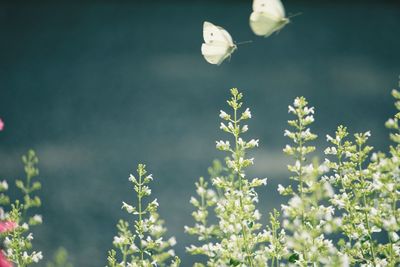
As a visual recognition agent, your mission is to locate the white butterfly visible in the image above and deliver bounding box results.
[201,21,237,65]
[249,0,289,37]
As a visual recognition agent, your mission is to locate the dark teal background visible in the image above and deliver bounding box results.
[1,1,399,266]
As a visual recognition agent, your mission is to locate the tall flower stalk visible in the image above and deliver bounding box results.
[107,164,180,267]
[186,88,268,266]
[324,127,379,265]
[281,97,340,266]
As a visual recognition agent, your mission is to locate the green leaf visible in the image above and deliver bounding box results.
[229,258,241,266]
[288,253,299,263]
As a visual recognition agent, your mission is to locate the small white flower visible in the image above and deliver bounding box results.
[253,210,261,220]
[32,214,42,224]
[150,198,159,207]
[22,251,29,261]
[237,138,245,147]
[4,237,11,247]
[216,140,230,151]
[168,237,177,246]
[371,226,381,233]
[196,187,205,196]
[227,122,235,132]
[130,243,138,252]
[31,251,43,263]
[304,115,314,124]
[288,105,296,113]
[241,108,252,119]
[390,231,399,242]
[383,217,397,231]
[167,249,175,256]
[27,233,34,240]
[0,180,8,190]
[142,187,151,195]
[220,122,229,132]
[326,134,334,142]
[277,184,285,194]
[219,110,230,120]
[341,254,350,267]
[386,118,396,128]
[122,202,135,213]
[323,182,334,197]
[332,194,346,209]
[288,195,302,209]
[128,174,137,183]
[246,139,259,148]
[304,106,314,114]
[324,147,337,155]
[294,98,301,107]
[113,236,127,245]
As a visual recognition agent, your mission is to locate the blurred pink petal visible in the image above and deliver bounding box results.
[0,221,17,233]
[0,118,3,131]
[0,251,12,267]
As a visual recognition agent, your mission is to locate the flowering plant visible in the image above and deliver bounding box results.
[2,85,399,267]
[107,164,180,267]
[0,150,43,266]
[183,87,399,266]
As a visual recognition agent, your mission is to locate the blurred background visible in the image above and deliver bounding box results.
[1,0,399,266]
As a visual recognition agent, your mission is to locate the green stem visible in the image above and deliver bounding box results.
[233,105,254,267]
[297,112,308,263]
[297,115,306,224]
[138,173,144,264]
[200,183,209,239]
[22,171,32,220]
[272,220,279,267]
[122,244,128,265]
[337,147,356,249]
[357,145,376,264]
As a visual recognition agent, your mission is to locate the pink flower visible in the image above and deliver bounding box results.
[0,118,3,131]
[0,221,17,233]
[0,252,12,267]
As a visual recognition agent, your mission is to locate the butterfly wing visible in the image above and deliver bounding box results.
[201,43,232,65]
[250,0,288,37]
[249,12,281,37]
[203,21,231,45]
[253,0,285,18]
[218,27,234,46]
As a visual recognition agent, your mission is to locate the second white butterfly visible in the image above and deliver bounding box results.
[249,0,289,37]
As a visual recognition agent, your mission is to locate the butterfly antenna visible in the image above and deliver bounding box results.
[236,40,253,46]
[288,12,302,19]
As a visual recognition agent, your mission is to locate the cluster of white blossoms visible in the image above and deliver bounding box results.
[281,97,343,266]
[186,88,273,267]
[1,150,44,266]
[2,86,398,266]
[107,164,180,267]
[319,89,400,266]
[280,91,399,266]
[185,88,399,266]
